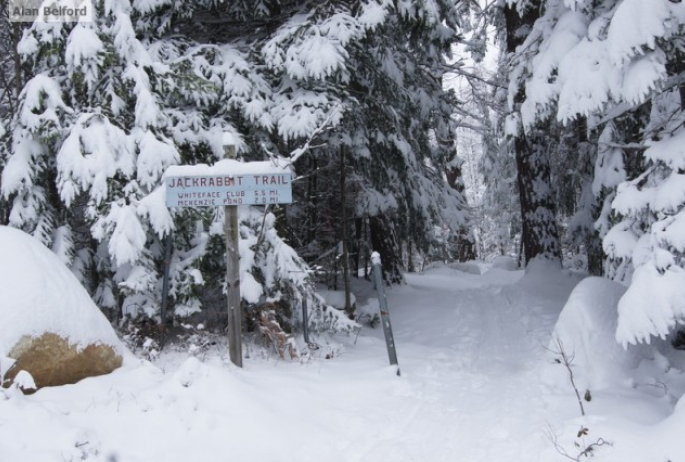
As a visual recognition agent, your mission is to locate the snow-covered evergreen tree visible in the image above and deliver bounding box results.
[454,50,522,262]
[1,0,470,333]
[512,0,685,345]
[501,0,563,266]
[0,1,316,328]
[441,2,518,263]
[276,1,471,280]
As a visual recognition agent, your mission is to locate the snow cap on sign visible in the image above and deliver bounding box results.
[164,159,290,179]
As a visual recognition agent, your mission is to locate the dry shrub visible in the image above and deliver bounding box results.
[257,303,299,360]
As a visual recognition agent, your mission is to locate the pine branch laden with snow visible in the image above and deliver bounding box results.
[0,5,192,319]
[513,0,685,344]
[1,0,468,331]
[612,116,685,346]
[234,207,357,335]
[277,0,470,266]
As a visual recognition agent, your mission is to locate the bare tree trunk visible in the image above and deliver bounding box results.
[370,215,403,284]
[505,2,562,266]
[445,155,476,262]
[671,47,685,109]
[363,218,370,280]
[576,118,605,276]
[12,22,22,98]
[586,232,604,276]
[513,125,562,265]
[339,147,353,317]
[306,156,318,245]
[407,240,415,273]
[354,218,363,278]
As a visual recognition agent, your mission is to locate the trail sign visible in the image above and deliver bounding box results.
[165,172,292,208]
[163,156,293,368]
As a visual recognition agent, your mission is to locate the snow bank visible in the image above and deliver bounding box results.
[549,277,652,389]
[447,260,482,275]
[515,256,582,300]
[490,255,518,271]
[662,396,685,443]
[0,226,123,357]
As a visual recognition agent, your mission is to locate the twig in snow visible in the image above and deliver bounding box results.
[353,325,362,345]
[546,425,612,461]
[546,336,586,416]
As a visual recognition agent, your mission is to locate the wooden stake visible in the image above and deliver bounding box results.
[371,252,400,376]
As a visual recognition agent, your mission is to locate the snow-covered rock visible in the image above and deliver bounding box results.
[0,226,124,390]
[548,276,652,390]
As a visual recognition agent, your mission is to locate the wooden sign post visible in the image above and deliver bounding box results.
[223,140,242,368]
[165,138,292,368]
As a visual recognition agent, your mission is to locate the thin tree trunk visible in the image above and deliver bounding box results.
[370,215,403,284]
[407,240,415,273]
[354,218,364,278]
[586,232,604,276]
[363,218,370,280]
[11,23,22,101]
[445,155,476,262]
[339,147,353,317]
[671,48,685,109]
[306,156,318,245]
[576,118,605,276]
[514,126,562,264]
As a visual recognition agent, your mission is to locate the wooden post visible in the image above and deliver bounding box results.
[371,251,400,376]
[224,135,243,367]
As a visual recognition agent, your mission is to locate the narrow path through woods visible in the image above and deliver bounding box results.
[334,264,583,462]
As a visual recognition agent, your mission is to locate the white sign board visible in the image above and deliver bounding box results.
[166,172,292,207]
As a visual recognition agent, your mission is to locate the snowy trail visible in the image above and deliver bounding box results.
[345,265,580,462]
[1,264,588,462]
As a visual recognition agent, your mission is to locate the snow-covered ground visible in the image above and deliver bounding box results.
[2,262,684,461]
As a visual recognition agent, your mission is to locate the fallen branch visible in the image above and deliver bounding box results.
[546,425,612,461]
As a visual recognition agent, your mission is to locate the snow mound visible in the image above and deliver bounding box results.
[447,260,482,275]
[0,226,123,357]
[549,277,651,389]
[490,256,518,271]
[516,256,582,300]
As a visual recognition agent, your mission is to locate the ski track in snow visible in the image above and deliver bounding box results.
[348,266,574,462]
[2,264,678,461]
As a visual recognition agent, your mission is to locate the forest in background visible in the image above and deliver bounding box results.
[0,0,684,350]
